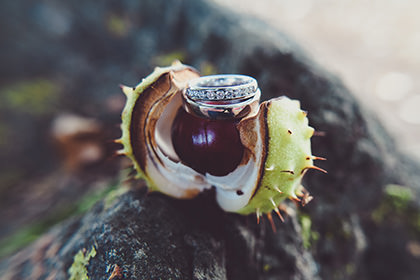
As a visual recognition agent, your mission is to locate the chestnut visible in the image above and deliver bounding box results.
[171,107,244,176]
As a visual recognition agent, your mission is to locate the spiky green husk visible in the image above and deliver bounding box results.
[118,62,189,191]
[118,63,321,215]
[237,97,314,215]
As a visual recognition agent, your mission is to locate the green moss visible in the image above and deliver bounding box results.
[199,61,218,76]
[384,184,414,209]
[300,214,312,249]
[0,79,59,115]
[263,264,271,272]
[106,14,130,37]
[75,182,120,214]
[68,246,97,280]
[372,184,420,235]
[104,186,129,209]
[298,213,319,249]
[153,51,187,67]
[372,184,414,223]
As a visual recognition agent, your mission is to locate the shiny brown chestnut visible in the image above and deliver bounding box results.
[171,107,243,176]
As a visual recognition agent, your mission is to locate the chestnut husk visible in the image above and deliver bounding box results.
[118,61,324,217]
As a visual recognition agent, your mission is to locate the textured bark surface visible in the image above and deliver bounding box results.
[1,0,420,279]
[0,189,317,279]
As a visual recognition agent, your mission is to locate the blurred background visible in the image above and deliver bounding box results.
[214,0,420,160]
[0,0,419,261]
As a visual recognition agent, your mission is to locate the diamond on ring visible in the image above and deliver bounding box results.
[185,74,258,102]
[182,74,261,120]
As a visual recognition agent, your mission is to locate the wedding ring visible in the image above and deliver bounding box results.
[182,74,261,120]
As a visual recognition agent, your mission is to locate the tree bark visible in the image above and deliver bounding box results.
[1,0,420,279]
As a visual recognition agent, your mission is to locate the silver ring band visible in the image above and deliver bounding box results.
[182,74,261,120]
[185,74,258,101]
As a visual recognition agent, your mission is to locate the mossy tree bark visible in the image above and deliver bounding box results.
[1,0,420,279]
